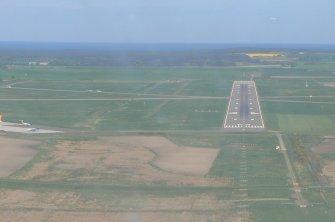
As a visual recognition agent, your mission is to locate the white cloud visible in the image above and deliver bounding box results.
[269,17,279,21]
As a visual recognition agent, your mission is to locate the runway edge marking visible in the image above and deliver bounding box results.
[222,81,236,128]
[253,81,265,129]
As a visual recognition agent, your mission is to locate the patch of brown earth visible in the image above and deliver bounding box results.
[322,161,335,185]
[0,210,237,222]
[0,189,239,222]
[17,136,226,186]
[322,82,335,87]
[311,139,335,154]
[109,136,219,176]
[0,137,38,177]
[0,189,98,211]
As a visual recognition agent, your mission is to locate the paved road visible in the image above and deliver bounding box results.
[271,76,335,79]
[0,97,228,101]
[0,122,60,134]
[261,99,335,105]
[276,133,307,207]
[262,96,335,99]
[0,86,229,100]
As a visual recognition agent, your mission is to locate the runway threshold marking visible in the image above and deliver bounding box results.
[223,81,264,131]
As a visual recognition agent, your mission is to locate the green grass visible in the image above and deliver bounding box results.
[251,203,335,222]
[276,114,335,134]
[262,100,335,134]
[1,64,335,220]
[209,135,290,194]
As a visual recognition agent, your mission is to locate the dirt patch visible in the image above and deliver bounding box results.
[112,136,219,176]
[322,161,335,185]
[17,136,226,186]
[311,139,335,154]
[0,137,38,177]
[0,210,236,222]
[322,82,335,88]
[0,189,97,208]
[0,135,235,221]
[0,189,238,222]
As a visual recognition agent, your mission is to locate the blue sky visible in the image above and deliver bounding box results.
[0,0,334,43]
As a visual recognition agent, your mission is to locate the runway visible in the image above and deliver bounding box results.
[223,81,264,131]
[0,122,61,134]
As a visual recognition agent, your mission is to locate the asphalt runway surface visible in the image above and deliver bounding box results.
[223,81,264,131]
[0,122,60,134]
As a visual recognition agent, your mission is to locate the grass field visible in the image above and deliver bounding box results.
[1,62,335,221]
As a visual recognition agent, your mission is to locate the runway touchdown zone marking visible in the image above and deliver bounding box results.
[223,81,264,131]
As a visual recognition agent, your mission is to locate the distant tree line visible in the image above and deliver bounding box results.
[0,49,256,67]
[0,48,333,67]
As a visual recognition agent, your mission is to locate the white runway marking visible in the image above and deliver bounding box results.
[223,81,264,130]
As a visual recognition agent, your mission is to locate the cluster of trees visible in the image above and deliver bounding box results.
[0,49,254,67]
[1,47,331,67]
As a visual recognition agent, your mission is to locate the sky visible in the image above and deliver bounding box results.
[0,0,334,44]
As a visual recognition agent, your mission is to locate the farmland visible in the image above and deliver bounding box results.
[1,48,335,221]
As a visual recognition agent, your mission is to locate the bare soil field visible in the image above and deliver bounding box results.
[0,210,236,222]
[0,189,237,222]
[318,140,335,185]
[322,161,335,185]
[0,137,38,177]
[0,189,225,211]
[311,139,335,154]
[0,189,98,210]
[322,82,335,88]
[116,136,219,176]
[17,136,225,186]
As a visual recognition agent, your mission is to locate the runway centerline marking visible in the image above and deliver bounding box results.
[223,81,265,131]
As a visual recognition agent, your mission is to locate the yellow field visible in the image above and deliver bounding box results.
[245,53,284,58]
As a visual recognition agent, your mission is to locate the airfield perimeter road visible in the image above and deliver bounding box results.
[223,81,264,131]
[276,133,307,207]
[0,85,228,99]
[3,85,335,104]
[0,122,60,134]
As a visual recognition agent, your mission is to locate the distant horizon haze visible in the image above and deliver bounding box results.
[0,0,334,44]
[0,42,335,51]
